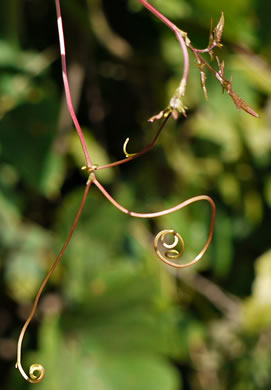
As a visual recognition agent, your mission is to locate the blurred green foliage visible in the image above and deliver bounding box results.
[0,0,271,389]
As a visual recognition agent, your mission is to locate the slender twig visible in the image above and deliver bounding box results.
[16,180,93,383]
[96,115,170,171]
[137,0,178,32]
[192,42,217,54]
[189,48,218,77]
[55,0,92,167]
[93,178,216,269]
[137,0,190,97]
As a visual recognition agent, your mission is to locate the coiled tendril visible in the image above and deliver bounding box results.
[15,288,46,383]
[16,361,45,384]
[16,300,46,383]
[16,181,92,384]
[94,180,216,269]
[152,195,216,268]
[154,230,185,266]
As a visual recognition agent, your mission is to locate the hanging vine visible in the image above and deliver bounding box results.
[15,0,258,383]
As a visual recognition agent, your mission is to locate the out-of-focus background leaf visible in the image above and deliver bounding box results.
[0,1,271,389]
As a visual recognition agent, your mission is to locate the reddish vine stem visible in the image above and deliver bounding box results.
[55,0,92,167]
[137,0,190,97]
[93,178,216,268]
[189,47,218,77]
[189,46,259,117]
[192,42,217,54]
[96,114,170,171]
[16,179,93,383]
[137,0,178,32]
[16,0,218,383]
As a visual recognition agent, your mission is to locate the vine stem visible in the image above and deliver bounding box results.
[16,1,217,383]
[96,114,170,171]
[137,0,177,31]
[55,0,92,167]
[192,42,217,54]
[93,178,216,267]
[137,0,190,95]
[16,180,93,383]
[189,47,218,77]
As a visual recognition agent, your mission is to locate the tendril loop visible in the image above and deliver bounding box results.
[16,181,92,384]
[29,364,46,383]
[94,179,216,270]
[15,361,45,384]
[16,306,46,384]
[154,229,185,266]
[123,138,137,157]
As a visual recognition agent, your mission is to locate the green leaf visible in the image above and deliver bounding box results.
[244,250,271,332]
[34,309,181,390]
[4,224,52,302]
[0,98,60,195]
